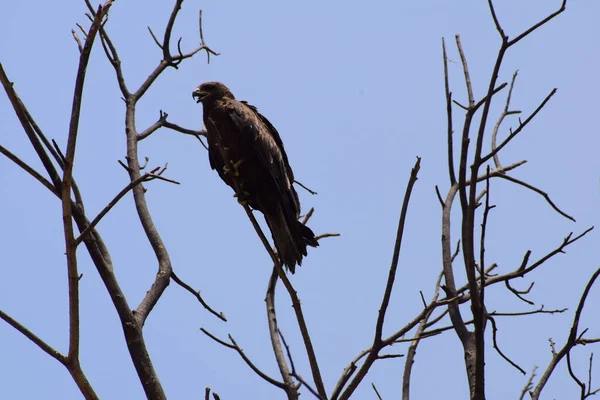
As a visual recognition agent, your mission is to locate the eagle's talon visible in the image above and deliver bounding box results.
[234,190,250,205]
[225,159,244,177]
[231,159,244,168]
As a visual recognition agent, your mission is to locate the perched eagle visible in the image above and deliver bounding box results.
[192,82,318,273]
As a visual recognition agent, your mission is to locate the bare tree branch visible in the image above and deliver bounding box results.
[491,70,520,170]
[75,166,171,246]
[301,207,315,225]
[314,232,340,241]
[2,0,220,398]
[133,4,218,100]
[505,0,567,47]
[240,203,327,399]
[402,270,444,400]
[0,309,67,364]
[481,89,557,165]
[96,3,220,329]
[72,29,84,53]
[531,266,600,399]
[337,157,421,400]
[137,110,206,141]
[200,329,287,390]
[332,294,462,400]
[442,37,456,185]
[0,144,59,196]
[488,316,525,374]
[264,268,298,399]
[461,227,594,292]
[496,174,574,221]
[372,382,384,400]
[61,4,112,399]
[505,280,535,305]
[294,179,318,195]
[455,35,474,108]
[170,271,227,322]
[519,367,537,400]
[278,329,323,399]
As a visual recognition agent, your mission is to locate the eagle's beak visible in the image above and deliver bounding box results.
[192,88,209,103]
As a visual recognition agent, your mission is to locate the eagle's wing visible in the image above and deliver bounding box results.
[241,101,295,183]
[205,117,227,181]
[226,100,300,218]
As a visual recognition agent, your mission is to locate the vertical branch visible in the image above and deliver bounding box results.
[448,35,483,398]
[459,3,569,395]
[162,0,183,59]
[402,270,444,400]
[241,203,327,399]
[455,32,492,399]
[265,267,299,400]
[62,1,111,367]
[338,157,421,400]
[60,4,112,400]
[490,71,519,170]
[374,157,422,343]
[440,184,470,341]
[442,38,457,185]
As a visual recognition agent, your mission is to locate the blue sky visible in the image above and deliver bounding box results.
[1,0,599,399]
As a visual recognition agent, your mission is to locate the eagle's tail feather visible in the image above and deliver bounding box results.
[299,222,319,249]
[265,208,318,274]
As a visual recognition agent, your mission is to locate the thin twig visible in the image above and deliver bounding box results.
[372,383,384,400]
[442,38,456,185]
[0,309,66,364]
[490,306,567,317]
[481,89,557,164]
[506,280,535,305]
[519,367,537,400]
[0,144,59,196]
[507,0,567,47]
[497,173,575,222]
[279,330,322,399]
[315,233,340,241]
[137,110,206,141]
[465,227,593,291]
[332,294,462,399]
[200,329,287,390]
[294,179,317,195]
[491,70,520,170]
[488,316,526,374]
[531,266,600,399]
[170,271,226,321]
[72,29,84,53]
[402,269,444,400]
[302,208,315,225]
[455,35,474,107]
[75,167,162,246]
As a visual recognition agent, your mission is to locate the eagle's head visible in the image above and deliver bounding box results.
[192,82,235,104]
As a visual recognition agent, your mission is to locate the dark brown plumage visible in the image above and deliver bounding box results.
[192,82,318,273]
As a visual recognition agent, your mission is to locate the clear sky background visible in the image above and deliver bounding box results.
[1,1,599,399]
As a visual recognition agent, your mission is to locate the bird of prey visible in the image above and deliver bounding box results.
[192,82,318,273]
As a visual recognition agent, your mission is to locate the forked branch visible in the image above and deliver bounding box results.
[531,266,600,399]
[337,157,421,400]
